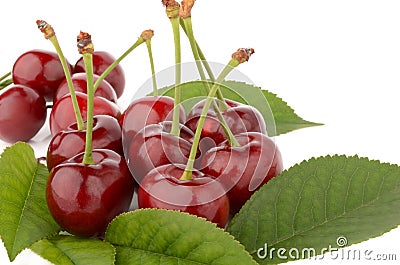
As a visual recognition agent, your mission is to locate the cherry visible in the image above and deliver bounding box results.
[47,115,123,171]
[46,149,135,237]
[49,91,121,135]
[200,132,283,214]
[126,121,194,184]
[120,95,185,145]
[74,51,125,98]
[53,73,117,103]
[12,49,72,101]
[0,84,47,143]
[138,164,230,228]
[185,98,267,150]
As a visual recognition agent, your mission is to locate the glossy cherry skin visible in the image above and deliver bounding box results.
[46,149,135,238]
[74,51,125,98]
[50,92,121,135]
[53,73,117,103]
[47,115,123,171]
[201,132,283,214]
[138,164,230,228]
[12,49,72,101]
[185,99,267,150]
[0,85,47,143]
[121,96,185,146]
[126,121,194,184]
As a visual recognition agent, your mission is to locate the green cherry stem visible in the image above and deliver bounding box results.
[36,20,84,130]
[93,34,146,91]
[141,30,158,96]
[77,31,95,165]
[163,0,182,136]
[0,72,12,90]
[180,48,255,180]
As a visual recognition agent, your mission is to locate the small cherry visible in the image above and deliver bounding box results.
[74,51,125,98]
[138,164,229,228]
[46,31,135,238]
[49,91,121,135]
[0,84,47,143]
[47,115,123,170]
[53,73,117,103]
[12,49,71,101]
[126,121,194,184]
[201,132,283,214]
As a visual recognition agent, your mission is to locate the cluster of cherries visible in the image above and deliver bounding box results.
[0,0,283,238]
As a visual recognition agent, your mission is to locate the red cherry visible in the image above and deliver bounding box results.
[185,99,267,150]
[47,115,123,171]
[49,91,121,135]
[74,51,125,98]
[0,85,47,143]
[46,149,135,237]
[126,121,194,184]
[121,96,185,146]
[201,132,283,214]
[138,164,230,228]
[53,73,117,103]
[12,49,72,101]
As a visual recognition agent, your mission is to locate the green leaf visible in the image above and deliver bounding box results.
[0,142,61,261]
[105,209,257,265]
[31,235,116,265]
[227,155,400,264]
[155,80,321,136]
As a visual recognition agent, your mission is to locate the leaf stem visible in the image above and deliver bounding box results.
[180,51,252,181]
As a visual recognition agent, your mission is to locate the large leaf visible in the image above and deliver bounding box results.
[105,209,257,265]
[0,142,60,261]
[31,235,116,265]
[155,80,321,136]
[227,155,400,264]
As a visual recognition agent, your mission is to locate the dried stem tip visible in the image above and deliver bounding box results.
[232,48,255,64]
[77,31,94,54]
[179,0,195,19]
[36,20,55,39]
[162,0,180,18]
[141,29,154,41]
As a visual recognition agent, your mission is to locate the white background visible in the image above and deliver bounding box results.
[1,0,400,264]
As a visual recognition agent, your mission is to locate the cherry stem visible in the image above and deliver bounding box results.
[180,18,228,111]
[169,16,182,137]
[78,32,95,165]
[145,39,158,96]
[93,36,146,91]
[181,17,238,146]
[36,20,85,130]
[0,72,12,90]
[180,56,245,181]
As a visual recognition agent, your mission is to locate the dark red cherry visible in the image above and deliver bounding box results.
[138,164,230,228]
[201,132,283,214]
[74,51,125,98]
[12,49,72,101]
[47,115,123,171]
[0,84,47,143]
[126,121,194,184]
[46,149,135,238]
[49,91,121,135]
[53,73,117,103]
[185,99,267,150]
[121,96,185,146]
